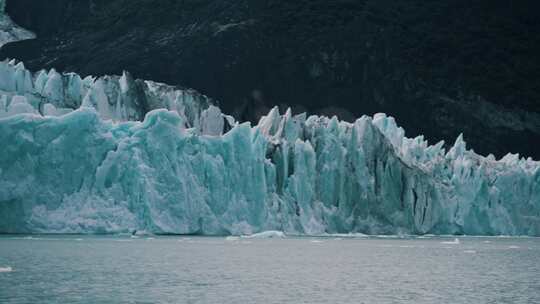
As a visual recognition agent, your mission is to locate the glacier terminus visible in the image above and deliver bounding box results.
[0,59,539,236]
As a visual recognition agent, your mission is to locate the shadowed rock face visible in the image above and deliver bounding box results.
[0,0,34,47]
[2,0,540,158]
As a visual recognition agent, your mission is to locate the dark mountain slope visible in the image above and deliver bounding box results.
[2,0,540,158]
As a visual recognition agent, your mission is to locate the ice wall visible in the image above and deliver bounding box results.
[1,61,539,235]
[0,59,231,134]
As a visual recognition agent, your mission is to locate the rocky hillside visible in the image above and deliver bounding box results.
[2,0,540,158]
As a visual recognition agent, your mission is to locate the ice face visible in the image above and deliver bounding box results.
[0,0,35,47]
[0,61,539,236]
[0,59,228,131]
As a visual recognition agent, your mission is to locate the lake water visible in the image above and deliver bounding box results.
[0,235,539,303]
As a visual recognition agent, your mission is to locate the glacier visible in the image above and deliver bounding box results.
[0,59,232,133]
[0,59,539,235]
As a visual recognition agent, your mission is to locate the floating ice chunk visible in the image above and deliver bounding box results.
[324,233,369,238]
[440,238,460,245]
[0,266,13,273]
[242,231,286,239]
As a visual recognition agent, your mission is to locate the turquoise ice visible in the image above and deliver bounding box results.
[0,59,223,131]
[1,60,539,235]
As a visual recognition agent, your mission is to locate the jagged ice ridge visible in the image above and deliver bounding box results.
[0,60,539,235]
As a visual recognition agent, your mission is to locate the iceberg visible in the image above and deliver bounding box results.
[0,61,539,236]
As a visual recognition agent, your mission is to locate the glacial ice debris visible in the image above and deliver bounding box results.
[241,231,286,239]
[440,238,460,245]
[0,61,539,236]
[0,266,13,273]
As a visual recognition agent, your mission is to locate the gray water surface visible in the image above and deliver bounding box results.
[0,235,539,304]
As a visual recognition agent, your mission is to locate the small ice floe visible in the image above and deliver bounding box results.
[327,233,368,238]
[0,266,13,273]
[508,245,520,249]
[131,230,153,237]
[483,240,491,243]
[146,237,155,240]
[310,240,323,243]
[23,236,39,240]
[225,236,240,241]
[374,235,403,239]
[440,238,460,245]
[74,238,83,241]
[241,231,285,239]
[463,250,476,254]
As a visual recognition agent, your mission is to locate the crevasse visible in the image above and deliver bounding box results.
[0,60,539,235]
